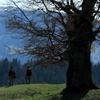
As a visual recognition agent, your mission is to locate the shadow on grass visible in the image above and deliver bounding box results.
[60,90,88,100]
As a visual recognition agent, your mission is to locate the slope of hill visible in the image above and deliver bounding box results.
[0,84,65,100]
[0,84,100,100]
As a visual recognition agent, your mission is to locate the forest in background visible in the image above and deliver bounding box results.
[0,57,100,87]
[0,58,68,86]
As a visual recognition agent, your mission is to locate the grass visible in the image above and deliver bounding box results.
[0,84,65,100]
[0,84,100,100]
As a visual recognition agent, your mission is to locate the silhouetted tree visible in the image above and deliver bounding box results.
[5,0,100,91]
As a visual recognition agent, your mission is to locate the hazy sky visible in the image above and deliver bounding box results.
[0,0,22,7]
[0,0,9,6]
[0,0,81,7]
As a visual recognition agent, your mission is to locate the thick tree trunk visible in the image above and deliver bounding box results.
[66,44,98,91]
[67,48,91,90]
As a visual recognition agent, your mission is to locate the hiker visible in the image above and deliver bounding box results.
[25,65,32,84]
[9,66,16,86]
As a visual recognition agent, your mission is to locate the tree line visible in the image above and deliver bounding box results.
[0,58,68,86]
[92,63,100,87]
[0,57,100,87]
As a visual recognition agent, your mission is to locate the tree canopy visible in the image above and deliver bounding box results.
[6,0,99,65]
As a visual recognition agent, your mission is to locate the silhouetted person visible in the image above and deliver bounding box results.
[25,66,32,84]
[9,66,16,86]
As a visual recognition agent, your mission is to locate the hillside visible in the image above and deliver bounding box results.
[0,84,100,100]
[0,84,65,100]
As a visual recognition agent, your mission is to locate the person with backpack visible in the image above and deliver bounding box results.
[25,65,32,84]
[9,66,16,86]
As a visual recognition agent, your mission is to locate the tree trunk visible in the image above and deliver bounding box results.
[67,46,91,90]
[66,45,98,91]
[66,39,98,91]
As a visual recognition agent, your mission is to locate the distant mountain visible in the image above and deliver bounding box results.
[0,6,99,65]
[0,6,29,64]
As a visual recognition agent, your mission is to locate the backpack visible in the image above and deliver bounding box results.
[27,69,32,76]
[12,70,15,76]
[9,69,15,76]
[12,70,16,78]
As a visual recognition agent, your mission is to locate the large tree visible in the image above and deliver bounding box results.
[5,0,100,91]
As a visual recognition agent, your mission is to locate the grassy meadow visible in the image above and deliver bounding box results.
[0,84,100,100]
[0,84,65,100]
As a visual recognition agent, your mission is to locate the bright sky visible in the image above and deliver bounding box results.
[0,0,81,7]
[0,0,22,7]
[0,0,9,7]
